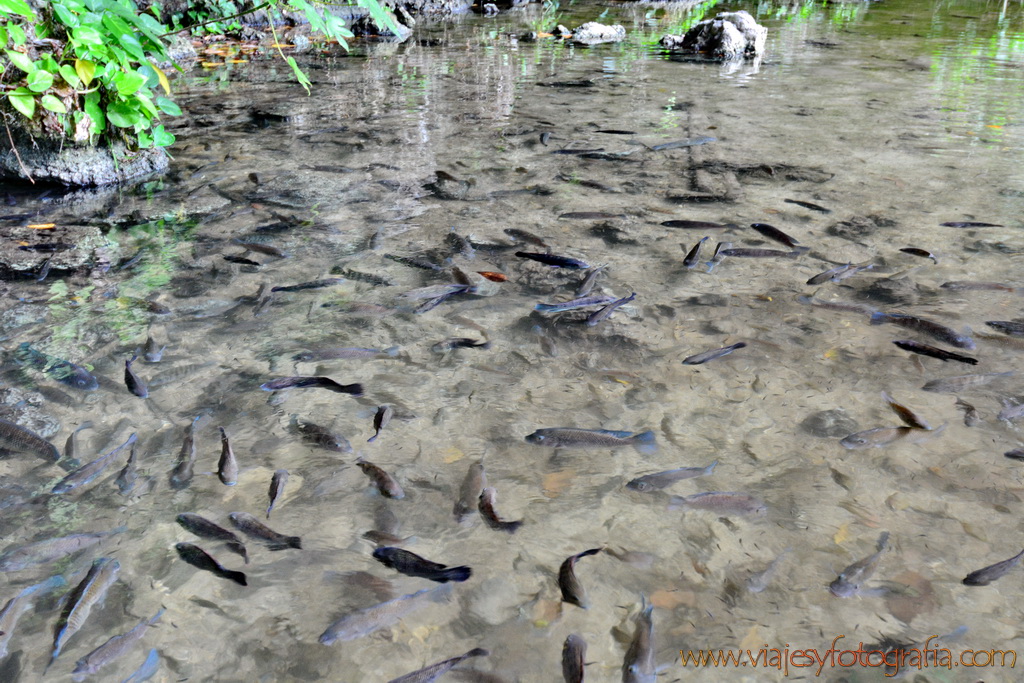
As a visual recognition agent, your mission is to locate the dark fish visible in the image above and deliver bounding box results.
[540,131,551,146]
[372,547,471,583]
[260,376,363,396]
[503,228,548,248]
[941,281,1014,292]
[175,543,247,586]
[922,371,1013,393]
[71,607,163,680]
[720,247,806,258]
[432,337,491,353]
[705,241,732,271]
[597,129,636,135]
[292,418,352,453]
[963,549,1024,586]
[1004,449,1024,462]
[229,511,301,551]
[558,548,602,608]
[217,427,238,486]
[124,353,148,398]
[750,223,799,248]
[526,428,656,453]
[454,460,486,523]
[479,487,522,533]
[383,253,444,271]
[293,346,399,362]
[881,391,933,430]
[0,575,66,659]
[870,312,976,350]
[267,469,289,519]
[682,237,708,268]
[271,278,345,293]
[575,266,606,296]
[669,491,768,516]
[986,320,1024,336]
[562,634,586,683]
[806,262,873,285]
[900,247,938,263]
[357,460,405,499]
[558,211,624,220]
[223,254,261,266]
[626,461,718,492]
[551,149,605,156]
[388,648,489,683]
[650,136,715,151]
[940,221,1003,228]
[339,269,391,286]
[955,398,981,427]
[829,532,889,597]
[0,527,125,572]
[50,557,120,667]
[784,198,831,213]
[839,426,914,449]
[232,239,288,257]
[142,335,165,362]
[319,585,446,644]
[682,342,746,365]
[176,513,248,562]
[368,405,394,443]
[661,220,735,229]
[535,295,617,313]
[13,342,98,391]
[893,340,977,365]
[622,599,656,683]
[0,418,60,462]
[52,432,138,495]
[446,230,476,259]
[19,242,73,252]
[515,251,590,269]
[169,416,201,490]
[586,292,636,327]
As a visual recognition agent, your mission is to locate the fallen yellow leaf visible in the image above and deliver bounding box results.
[542,470,574,498]
[27,223,56,229]
[441,447,464,464]
[833,522,850,545]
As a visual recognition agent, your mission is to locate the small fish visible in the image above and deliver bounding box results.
[720,247,806,258]
[50,557,121,667]
[63,421,93,464]
[368,405,394,443]
[504,228,548,248]
[383,253,444,271]
[881,391,933,430]
[705,241,732,271]
[293,346,399,362]
[260,376,363,395]
[121,648,159,683]
[683,237,709,268]
[372,547,471,583]
[586,292,636,327]
[340,268,391,286]
[388,648,489,683]
[603,548,656,569]
[682,342,746,365]
[0,527,125,572]
[122,353,148,398]
[575,265,606,297]
[176,513,248,562]
[661,220,735,229]
[362,530,412,547]
[292,418,352,453]
[357,460,405,499]
[893,340,977,365]
[922,371,1013,393]
[622,599,656,683]
[228,512,301,550]
[454,460,486,523]
[797,295,877,317]
[142,335,165,362]
[558,211,625,220]
[650,136,716,151]
[535,295,617,313]
[596,129,636,135]
[526,427,656,453]
[175,543,247,586]
[940,221,1003,228]
[271,278,345,293]
[149,362,216,388]
[806,262,873,285]
[169,416,201,490]
[217,427,238,486]
[955,398,981,426]
[232,239,288,257]
[1004,449,1024,461]
[746,549,791,593]
[941,281,1014,292]
[540,131,551,146]
[627,461,718,492]
[13,342,99,391]
[668,492,767,516]
[839,426,914,449]
[515,251,590,269]
[478,487,522,533]
[750,223,799,248]
[562,634,587,683]
[223,254,261,266]
[267,469,289,519]
[403,284,472,301]
[0,575,67,659]
[829,532,889,597]
[52,433,138,495]
[784,198,831,213]
[432,337,491,353]
[558,548,602,608]
[319,585,447,644]
[476,271,507,282]
[0,417,60,462]
[870,312,975,350]
[551,149,605,156]
[963,549,1024,586]
[986,321,1024,337]
[900,247,938,263]
[71,607,163,680]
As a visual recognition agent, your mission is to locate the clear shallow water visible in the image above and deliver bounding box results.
[2,0,1024,681]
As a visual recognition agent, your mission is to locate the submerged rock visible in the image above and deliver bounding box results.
[661,10,766,60]
[0,132,167,187]
[570,22,626,45]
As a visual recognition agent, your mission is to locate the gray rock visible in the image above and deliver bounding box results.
[801,409,859,438]
[0,131,168,187]
[661,10,766,59]
[570,22,626,45]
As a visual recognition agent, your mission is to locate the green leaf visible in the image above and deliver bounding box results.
[71,25,104,46]
[137,129,153,148]
[113,70,146,96]
[5,49,35,73]
[0,0,34,20]
[8,24,25,46]
[134,91,158,118]
[52,2,78,27]
[7,87,35,118]
[152,124,175,147]
[0,28,8,46]
[155,96,181,116]
[75,59,96,86]
[286,57,312,96]
[106,102,140,128]
[59,64,82,88]
[356,0,402,38]
[26,70,54,92]
[41,94,67,113]
[84,90,105,133]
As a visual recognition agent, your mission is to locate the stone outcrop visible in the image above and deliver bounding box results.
[570,22,626,45]
[661,10,766,59]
